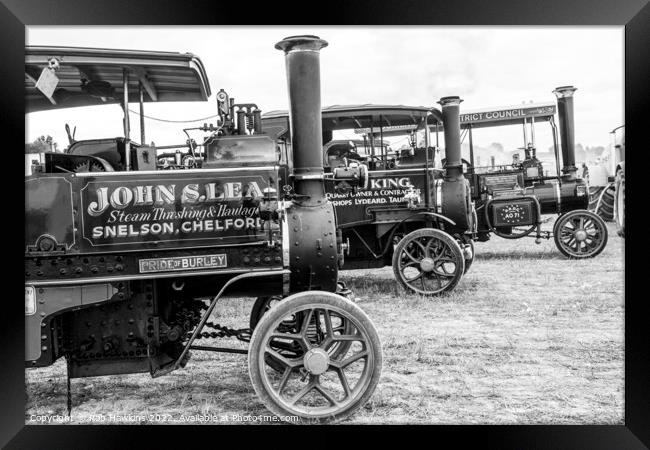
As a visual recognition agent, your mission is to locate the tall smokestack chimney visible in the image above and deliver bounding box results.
[275,35,328,205]
[553,86,578,178]
[438,96,464,180]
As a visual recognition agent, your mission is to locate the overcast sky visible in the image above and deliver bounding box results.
[26,26,623,151]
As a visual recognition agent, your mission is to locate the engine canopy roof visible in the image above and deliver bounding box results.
[263,104,444,139]
[25,46,211,113]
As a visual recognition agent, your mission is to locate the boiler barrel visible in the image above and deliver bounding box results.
[528,179,588,214]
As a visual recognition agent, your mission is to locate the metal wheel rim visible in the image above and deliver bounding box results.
[256,305,375,418]
[556,214,606,257]
[397,234,460,295]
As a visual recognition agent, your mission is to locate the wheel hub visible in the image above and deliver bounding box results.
[419,257,435,272]
[303,348,330,375]
[574,229,588,241]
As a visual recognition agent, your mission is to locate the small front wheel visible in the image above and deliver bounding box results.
[553,209,608,258]
[392,228,465,295]
[248,291,382,423]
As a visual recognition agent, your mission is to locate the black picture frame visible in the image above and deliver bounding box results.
[3,0,646,447]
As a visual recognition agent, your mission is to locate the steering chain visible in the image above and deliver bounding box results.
[188,302,252,343]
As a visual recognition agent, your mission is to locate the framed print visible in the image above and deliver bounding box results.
[2,0,647,447]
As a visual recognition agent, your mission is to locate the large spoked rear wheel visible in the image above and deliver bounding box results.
[248,291,382,424]
[614,169,625,237]
[553,209,608,258]
[392,228,465,295]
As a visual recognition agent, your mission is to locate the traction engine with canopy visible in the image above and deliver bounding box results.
[24,36,382,423]
[458,87,608,258]
[263,99,476,296]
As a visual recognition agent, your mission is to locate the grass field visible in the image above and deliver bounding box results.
[25,220,624,425]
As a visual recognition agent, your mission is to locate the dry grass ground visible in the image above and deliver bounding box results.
[25,220,624,425]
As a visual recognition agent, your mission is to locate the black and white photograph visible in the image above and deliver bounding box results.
[4,0,644,440]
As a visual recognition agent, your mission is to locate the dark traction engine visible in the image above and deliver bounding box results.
[469,87,608,258]
[262,98,477,297]
[24,36,382,423]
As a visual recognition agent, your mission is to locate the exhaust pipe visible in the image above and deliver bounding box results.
[436,95,471,230]
[553,86,578,178]
[276,35,338,293]
[275,35,328,206]
[438,96,464,180]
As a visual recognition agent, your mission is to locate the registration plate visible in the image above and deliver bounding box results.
[492,201,534,227]
[139,254,227,273]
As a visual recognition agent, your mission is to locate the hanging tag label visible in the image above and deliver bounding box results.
[35,68,59,100]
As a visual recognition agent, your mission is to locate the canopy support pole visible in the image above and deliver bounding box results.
[550,116,562,179]
[423,115,431,209]
[379,115,385,168]
[522,117,529,148]
[530,116,536,148]
[123,68,131,171]
[468,124,474,167]
[139,82,145,145]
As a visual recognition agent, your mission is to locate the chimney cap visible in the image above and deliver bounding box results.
[553,86,578,98]
[438,96,463,106]
[275,35,328,53]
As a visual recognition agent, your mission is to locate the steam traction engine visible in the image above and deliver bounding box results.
[25,36,382,423]
[262,99,476,296]
[460,87,608,258]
